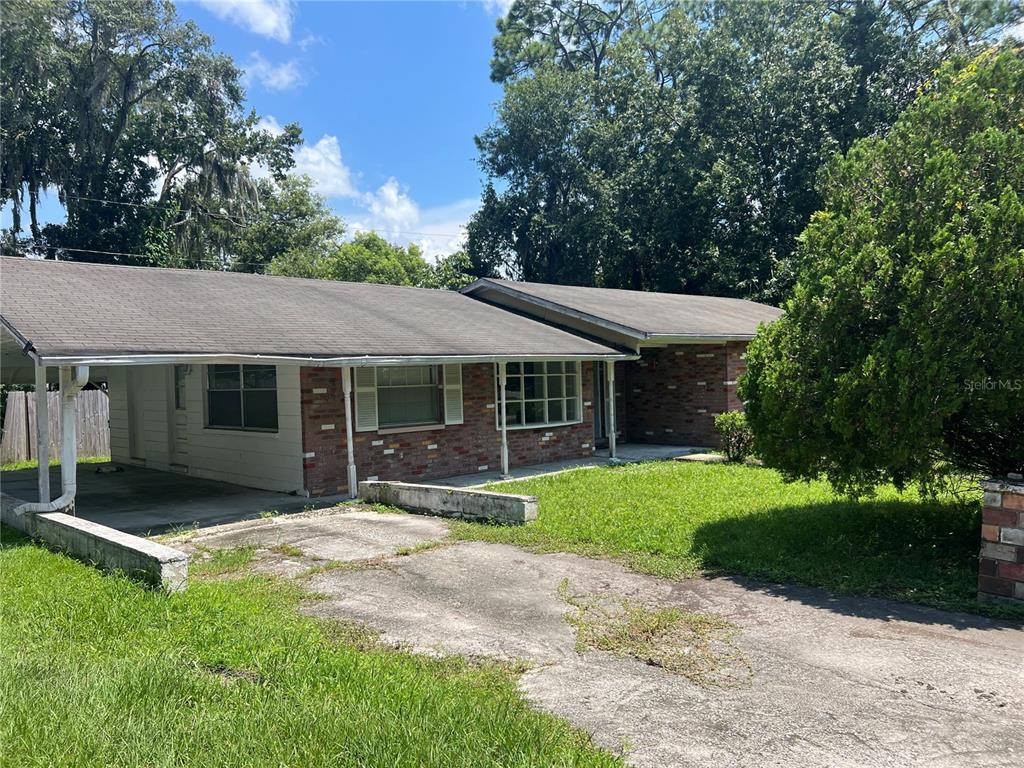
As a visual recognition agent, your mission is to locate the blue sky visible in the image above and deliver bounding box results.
[187,0,509,259]
[7,1,509,260]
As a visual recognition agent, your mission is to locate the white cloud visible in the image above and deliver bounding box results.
[251,117,357,198]
[297,33,324,52]
[481,0,514,16]
[251,118,473,260]
[256,114,284,136]
[196,0,294,42]
[294,135,359,198]
[243,52,303,91]
[352,182,473,261]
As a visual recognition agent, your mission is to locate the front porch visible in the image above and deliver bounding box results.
[434,443,705,487]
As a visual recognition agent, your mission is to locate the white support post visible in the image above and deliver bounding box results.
[499,361,510,479]
[342,366,358,498]
[606,361,618,461]
[34,365,50,503]
[59,366,88,513]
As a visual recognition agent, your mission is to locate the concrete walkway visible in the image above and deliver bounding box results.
[436,443,703,487]
[164,507,1024,768]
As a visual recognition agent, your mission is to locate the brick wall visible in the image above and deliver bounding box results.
[979,480,1024,604]
[300,362,596,495]
[621,341,747,446]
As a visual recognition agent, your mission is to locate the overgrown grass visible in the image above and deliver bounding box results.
[453,461,1023,620]
[0,528,620,767]
[0,455,110,472]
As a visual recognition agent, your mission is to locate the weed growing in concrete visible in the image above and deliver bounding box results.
[558,580,751,688]
[191,546,256,577]
[269,543,305,558]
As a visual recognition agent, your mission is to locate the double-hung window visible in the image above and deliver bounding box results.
[498,361,581,428]
[206,364,278,431]
[354,364,464,432]
[376,366,442,429]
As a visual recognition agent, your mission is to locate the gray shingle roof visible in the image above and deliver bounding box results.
[462,278,783,339]
[0,258,626,362]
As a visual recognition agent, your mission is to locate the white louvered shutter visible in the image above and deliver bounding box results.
[354,367,378,432]
[443,364,464,425]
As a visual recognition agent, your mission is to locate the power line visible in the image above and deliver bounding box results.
[1,186,468,239]
[2,244,261,271]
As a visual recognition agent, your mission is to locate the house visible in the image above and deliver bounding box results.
[0,258,780,506]
[461,278,783,447]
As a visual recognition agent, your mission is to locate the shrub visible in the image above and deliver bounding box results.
[715,412,754,462]
[742,47,1024,494]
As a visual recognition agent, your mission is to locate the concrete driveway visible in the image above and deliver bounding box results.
[165,507,1024,768]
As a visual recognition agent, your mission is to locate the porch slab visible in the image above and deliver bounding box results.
[435,443,705,488]
[0,465,340,536]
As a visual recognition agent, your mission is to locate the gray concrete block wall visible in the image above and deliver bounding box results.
[359,480,537,524]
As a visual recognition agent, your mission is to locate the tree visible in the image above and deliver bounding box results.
[268,231,431,286]
[227,176,345,274]
[426,250,478,290]
[471,0,1021,301]
[0,0,299,263]
[741,46,1024,494]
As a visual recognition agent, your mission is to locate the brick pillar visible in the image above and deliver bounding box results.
[979,479,1024,604]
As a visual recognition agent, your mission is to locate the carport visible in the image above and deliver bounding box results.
[1,464,338,535]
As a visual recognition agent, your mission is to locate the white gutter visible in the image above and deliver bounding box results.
[35,351,638,367]
[14,365,88,517]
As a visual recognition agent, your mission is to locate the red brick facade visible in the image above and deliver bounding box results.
[979,481,1024,604]
[300,363,596,496]
[620,341,747,447]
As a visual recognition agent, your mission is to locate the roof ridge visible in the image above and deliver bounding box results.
[0,256,462,297]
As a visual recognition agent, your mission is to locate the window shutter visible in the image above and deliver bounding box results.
[354,367,378,432]
[443,364,464,425]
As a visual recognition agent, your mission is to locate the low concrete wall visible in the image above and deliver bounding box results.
[359,480,537,525]
[1,494,188,591]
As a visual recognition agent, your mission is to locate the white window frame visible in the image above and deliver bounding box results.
[375,365,444,431]
[494,361,583,431]
[354,364,464,433]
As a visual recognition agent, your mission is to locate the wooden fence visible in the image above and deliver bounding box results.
[0,390,110,464]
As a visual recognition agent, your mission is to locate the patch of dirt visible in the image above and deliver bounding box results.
[558,579,752,688]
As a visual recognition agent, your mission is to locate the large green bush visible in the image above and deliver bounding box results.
[742,47,1024,494]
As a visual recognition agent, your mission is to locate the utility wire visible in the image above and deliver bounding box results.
[1,186,468,239]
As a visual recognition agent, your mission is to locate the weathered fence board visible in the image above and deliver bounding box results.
[0,390,110,464]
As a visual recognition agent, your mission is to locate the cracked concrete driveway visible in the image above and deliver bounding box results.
[166,506,1024,768]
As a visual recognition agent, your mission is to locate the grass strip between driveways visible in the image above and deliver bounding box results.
[0,527,621,768]
[0,455,110,472]
[451,461,1024,621]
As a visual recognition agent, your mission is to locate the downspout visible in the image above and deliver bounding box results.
[34,364,50,503]
[14,365,89,516]
[341,366,358,499]
[606,361,618,461]
[498,361,510,479]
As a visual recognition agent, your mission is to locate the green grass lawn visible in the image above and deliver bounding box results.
[0,529,620,767]
[452,461,1023,620]
[0,455,110,472]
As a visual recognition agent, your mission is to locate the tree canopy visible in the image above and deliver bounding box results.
[469,0,1021,302]
[741,46,1024,493]
[0,0,299,264]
